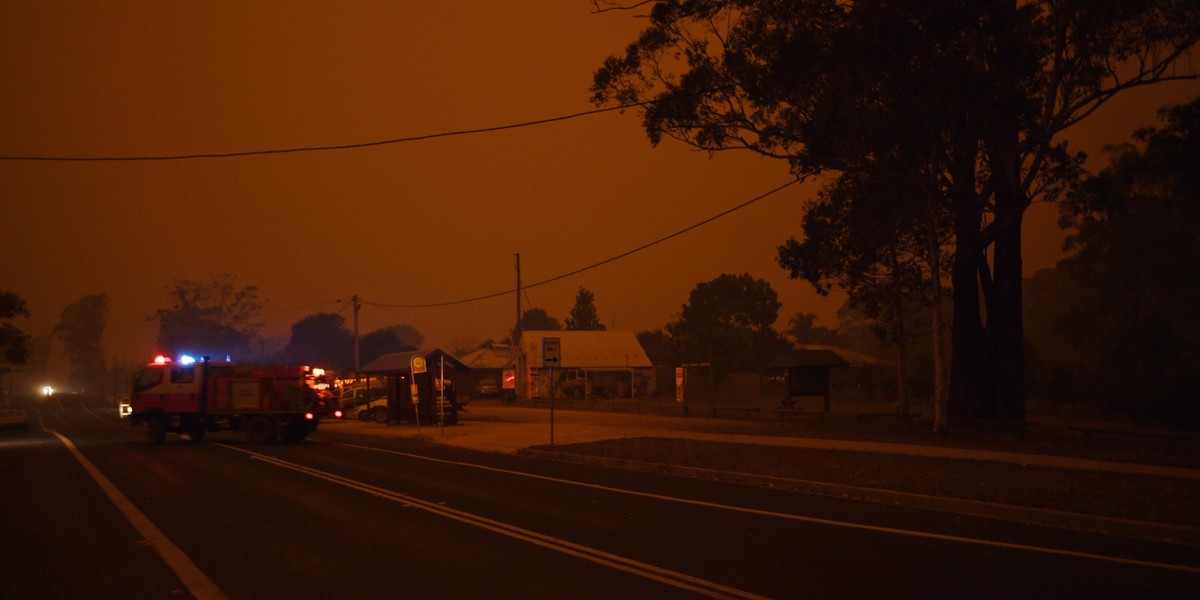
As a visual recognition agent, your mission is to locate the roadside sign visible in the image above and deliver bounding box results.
[411,355,427,374]
[675,367,685,403]
[410,383,420,404]
[542,337,561,368]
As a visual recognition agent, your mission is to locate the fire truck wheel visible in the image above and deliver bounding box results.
[282,421,308,443]
[183,416,206,442]
[188,425,206,443]
[147,414,168,444]
[372,406,388,423]
[245,417,277,443]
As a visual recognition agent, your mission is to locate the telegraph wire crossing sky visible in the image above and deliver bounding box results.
[1,1,1196,364]
[0,101,642,162]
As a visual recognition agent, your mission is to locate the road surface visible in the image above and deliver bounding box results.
[2,395,1197,599]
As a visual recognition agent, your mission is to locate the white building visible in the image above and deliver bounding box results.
[517,330,654,400]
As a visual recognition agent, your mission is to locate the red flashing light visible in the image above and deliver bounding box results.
[153,355,172,364]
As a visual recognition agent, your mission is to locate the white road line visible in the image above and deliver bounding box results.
[46,428,228,600]
[324,440,1200,575]
[218,443,769,600]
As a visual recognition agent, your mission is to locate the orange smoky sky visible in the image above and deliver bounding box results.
[2,2,1197,367]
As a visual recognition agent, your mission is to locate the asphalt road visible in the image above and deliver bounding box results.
[2,395,1198,599]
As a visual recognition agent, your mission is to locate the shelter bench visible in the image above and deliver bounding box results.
[710,406,761,419]
[1067,426,1193,447]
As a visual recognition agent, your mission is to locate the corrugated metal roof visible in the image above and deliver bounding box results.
[458,345,516,369]
[520,330,652,368]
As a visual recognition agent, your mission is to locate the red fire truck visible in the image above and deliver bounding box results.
[127,355,334,443]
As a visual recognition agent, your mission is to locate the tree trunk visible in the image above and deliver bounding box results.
[984,0,1028,426]
[991,194,1026,424]
[928,227,948,433]
[949,193,989,420]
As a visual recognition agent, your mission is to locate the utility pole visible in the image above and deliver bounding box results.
[514,253,522,343]
[352,294,361,372]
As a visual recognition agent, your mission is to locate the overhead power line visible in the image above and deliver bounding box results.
[0,103,643,162]
[362,178,801,310]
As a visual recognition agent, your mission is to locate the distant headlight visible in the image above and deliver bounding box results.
[119,403,132,418]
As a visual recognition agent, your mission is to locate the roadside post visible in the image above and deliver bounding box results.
[543,337,561,446]
[675,366,687,416]
[438,356,445,435]
[411,355,426,433]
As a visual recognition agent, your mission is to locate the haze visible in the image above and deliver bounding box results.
[2,1,1196,369]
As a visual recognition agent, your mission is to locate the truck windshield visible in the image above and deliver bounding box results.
[133,367,163,392]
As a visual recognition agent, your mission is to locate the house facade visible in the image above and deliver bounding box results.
[517,330,654,400]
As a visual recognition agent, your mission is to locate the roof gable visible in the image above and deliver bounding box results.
[359,348,468,374]
[457,345,516,369]
[521,330,652,368]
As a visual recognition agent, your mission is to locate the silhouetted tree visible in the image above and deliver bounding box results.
[54,293,108,390]
[594,0,1200,427]
[284,313,354,370]
[668,273,786,376]
[565,287,606,331]
[785,313,839,346]
[1058,99,1200,427]
[636,328,677,367]
[152,274,262,360]
[511,308,561,339]
[360,326,420,367]
[1,290,32,372]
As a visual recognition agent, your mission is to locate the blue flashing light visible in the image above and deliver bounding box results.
[179,355,197,365]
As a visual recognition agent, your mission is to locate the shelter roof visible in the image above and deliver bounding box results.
[794,344,891,367]
[359,348,468,375]
[767,349,850,369]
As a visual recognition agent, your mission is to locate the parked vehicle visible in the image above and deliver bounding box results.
[0,408,29,432]
[339,385,390,423]
[475,379,499,397]
[556,368,632,399]
[127,355,332,443]
[347,398,390,423]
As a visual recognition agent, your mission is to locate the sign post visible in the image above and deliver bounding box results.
[438,356,445,435]
[411,355,426,433]
[675,366,687,417]
[543,337,561,446]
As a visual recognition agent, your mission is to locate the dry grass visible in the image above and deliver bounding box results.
[531,414,1200,528]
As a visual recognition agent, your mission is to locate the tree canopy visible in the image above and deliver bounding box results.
[566,287,606,331]
[152,274,263,360]
[360,325,422,367]
[668,273,786,374]
[512,308,562,338]
[593,0,1200,428]
[54,293,108,382]
[283,312,354,370]
[1057,98,1200,426]
[0,290,31,370]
